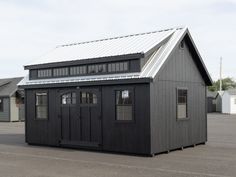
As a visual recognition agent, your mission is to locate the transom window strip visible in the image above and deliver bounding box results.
[53,67,69,77]
[36,61,129,78]
[38,69,52,78]
[108,62,128,73]
[70,66,87,75]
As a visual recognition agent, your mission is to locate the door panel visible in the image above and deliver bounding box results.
[90,106,101,143]
[79,88,102,145]
[80,106,90,142]
[70,106,80,141]
[60,90,80,142]
[60,88,102,148]
[61,106,70,141]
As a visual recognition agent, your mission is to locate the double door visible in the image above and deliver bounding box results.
[60,88,101,148]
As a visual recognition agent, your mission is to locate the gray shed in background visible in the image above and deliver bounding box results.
[215,91,224,113]
[207,91,217,113]
[0,77,24,122]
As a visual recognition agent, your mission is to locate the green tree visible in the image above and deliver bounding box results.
[208,77,236,92]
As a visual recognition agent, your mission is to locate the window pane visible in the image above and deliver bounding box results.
[116,106,132,121]
[120,62,124,71]
[177,89,188,119]
[115,63,120,71]
[87,93,93,103]
[61,92,76,105]
[53,68,68,77]
[97,64,106,73]
[36,92,48,119]
[38,69,52,78]
[88,65,96,74]
[111,63,116,72]
[62,94,69,105]
[92,94,97,104]
[123,62,128,71]
[72,92,76,104]
[177,105,187,118]
[116,90,133,121]
[108,64,112,72]
[0,98,3,112]
[80,92,87,104]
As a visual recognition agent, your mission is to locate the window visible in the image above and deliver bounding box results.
[177,89,188,119]
[88,64,106,74]
[234,98,236,105]
[38,69,52,78]
[53,67,69,77]
[61,92,76,105]
[36,92,48,119]
[80,92,97,104]
[116,90,133,121]
[35,61,130,79]
[179,41,184,49]
[70,66,87,75]
[0,98,3,112]
[108,62,128,73]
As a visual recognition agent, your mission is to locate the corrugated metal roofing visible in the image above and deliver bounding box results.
[26,28,176,66]
[19,27,187,86]
[19,26,212,87]
[0,77,23,96]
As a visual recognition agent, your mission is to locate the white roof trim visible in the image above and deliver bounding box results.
[140,27,187,78]
[18,72,145,86]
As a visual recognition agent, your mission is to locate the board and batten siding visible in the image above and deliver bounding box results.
[25,89,61,146]
[25,83,151,154]
[102,84,150,154]
[0,97,10,121]
[10,97,19,121]
[150,39,207,154]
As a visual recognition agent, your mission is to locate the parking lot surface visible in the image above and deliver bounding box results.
[0,113,235,177]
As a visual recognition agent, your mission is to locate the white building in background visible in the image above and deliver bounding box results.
[222,89,236,114]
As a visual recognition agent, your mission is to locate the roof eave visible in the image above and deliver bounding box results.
[184,29,213,86]
[19,77,153,89]
[24,53,145,70]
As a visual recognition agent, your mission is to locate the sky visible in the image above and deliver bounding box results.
[0,0,235,81]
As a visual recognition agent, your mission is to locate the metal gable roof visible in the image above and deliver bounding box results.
[19,27,212,87]
[26,28,175,67]
[0,77,23,97]
[207,90,218,98]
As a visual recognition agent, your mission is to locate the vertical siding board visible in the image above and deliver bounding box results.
[150,38,207,154]
[102,84,150,155]
[0,98,10,121]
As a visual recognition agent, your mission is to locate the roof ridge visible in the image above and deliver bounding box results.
[58,27,183,48]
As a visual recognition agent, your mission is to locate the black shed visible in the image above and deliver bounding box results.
[19,27,212,156]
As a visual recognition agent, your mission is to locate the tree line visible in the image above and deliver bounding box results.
[208,77,236,92]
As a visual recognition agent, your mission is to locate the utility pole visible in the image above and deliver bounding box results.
[219,57,222,91]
